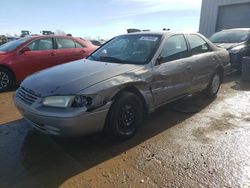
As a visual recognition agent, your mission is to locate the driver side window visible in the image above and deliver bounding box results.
[160,35,188,63]
[27,38,53,51]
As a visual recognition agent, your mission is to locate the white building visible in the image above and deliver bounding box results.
[199,0,250,37]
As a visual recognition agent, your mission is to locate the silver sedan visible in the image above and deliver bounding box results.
[14,32,230,140]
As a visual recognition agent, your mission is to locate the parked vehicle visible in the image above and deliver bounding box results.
[210,28,250,70]
[41,31,54,35]
[0,35,7,46]
[14,32,230,140]
[7,36,19,42]
[90,40,103,46]
[20,30,31,38]
[0,35,98,91]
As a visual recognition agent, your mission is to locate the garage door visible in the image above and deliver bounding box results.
[216,3,250,31]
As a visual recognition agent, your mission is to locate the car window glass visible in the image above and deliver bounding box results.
[56,38,75,49]
[27,38,53,51]
[186,34,210,55]
[108,38,129,50]
[160,35,188,63]
[88,34,161,65]
[210,30,249,43]
[75,41,84,48]
[104,37,157,63]
[0,37,31,52]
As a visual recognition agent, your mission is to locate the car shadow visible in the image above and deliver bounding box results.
[223,71,241,84]
[223,71,250,91]
[0,85,19,93]
[0,94,216,187]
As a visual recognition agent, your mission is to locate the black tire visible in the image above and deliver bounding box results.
[0,68,14,92]
[203,72,221,98]
[105,92,143,141]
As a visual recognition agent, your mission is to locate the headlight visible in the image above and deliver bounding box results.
[229,45,245,54]
[42,95,98,109]
[42,96,75,108]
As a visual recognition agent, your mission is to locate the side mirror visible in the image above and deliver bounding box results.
[155,56,163,65]
[19,46,31,54]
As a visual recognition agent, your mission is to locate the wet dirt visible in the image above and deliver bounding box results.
[0,91,21,124]
[0,74,250,188]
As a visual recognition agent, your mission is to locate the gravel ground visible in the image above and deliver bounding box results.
[0,74,250,188]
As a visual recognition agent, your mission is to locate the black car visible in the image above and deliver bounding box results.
[210,28,250,70]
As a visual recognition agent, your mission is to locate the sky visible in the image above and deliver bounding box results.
[0,0,202,39]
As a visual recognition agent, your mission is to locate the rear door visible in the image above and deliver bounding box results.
[16,37,56,80]
[151,34,193,107]
[185,34,217,91]
[54,37,87,64]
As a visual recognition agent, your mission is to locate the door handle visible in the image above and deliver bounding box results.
[50,52,56,56]
[186,65,192,71]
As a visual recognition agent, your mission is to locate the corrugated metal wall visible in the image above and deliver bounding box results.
[199,0,250,37]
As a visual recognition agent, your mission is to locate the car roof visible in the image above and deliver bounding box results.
[121,31,201,37]
[27,35,77,40]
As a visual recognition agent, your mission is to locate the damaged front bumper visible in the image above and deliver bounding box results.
[14,95,112,137]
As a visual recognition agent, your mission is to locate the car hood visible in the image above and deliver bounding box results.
[21,59,141,97]
[214,43,243,50]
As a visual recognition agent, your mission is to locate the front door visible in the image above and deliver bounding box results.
[16,37,55,81]
[151,34,193,107]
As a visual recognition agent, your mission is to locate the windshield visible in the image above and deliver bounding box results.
[210,30,249,43]
[0,37,31,52]
[88,34,162,65]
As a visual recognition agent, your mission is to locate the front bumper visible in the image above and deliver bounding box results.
[14,96,112,137]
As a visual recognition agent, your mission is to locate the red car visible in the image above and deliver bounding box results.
[0,35,98,91]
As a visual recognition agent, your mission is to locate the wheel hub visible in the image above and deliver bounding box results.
[119,105,136,132]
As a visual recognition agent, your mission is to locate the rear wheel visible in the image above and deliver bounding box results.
[0,68,14,92]
[204,72,221,97]
[105,92,143,141]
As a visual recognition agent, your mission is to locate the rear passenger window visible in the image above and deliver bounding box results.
[160,35,188,63]
[28,38,53,51]
[75,42,84,48]
[56,38,75,49]
[186,34,210,55]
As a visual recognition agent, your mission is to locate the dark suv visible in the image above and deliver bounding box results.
[210,28,250,70]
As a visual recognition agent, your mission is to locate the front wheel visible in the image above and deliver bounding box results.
[104,92,143,141]
[0,68,13,92]
[203,72,221,97]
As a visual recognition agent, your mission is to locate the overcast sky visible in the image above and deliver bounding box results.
[0,0,202,39]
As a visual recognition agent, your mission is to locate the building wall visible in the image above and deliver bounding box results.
[199,0,250,37]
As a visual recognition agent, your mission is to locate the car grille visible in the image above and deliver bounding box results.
[16,87,39,105]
